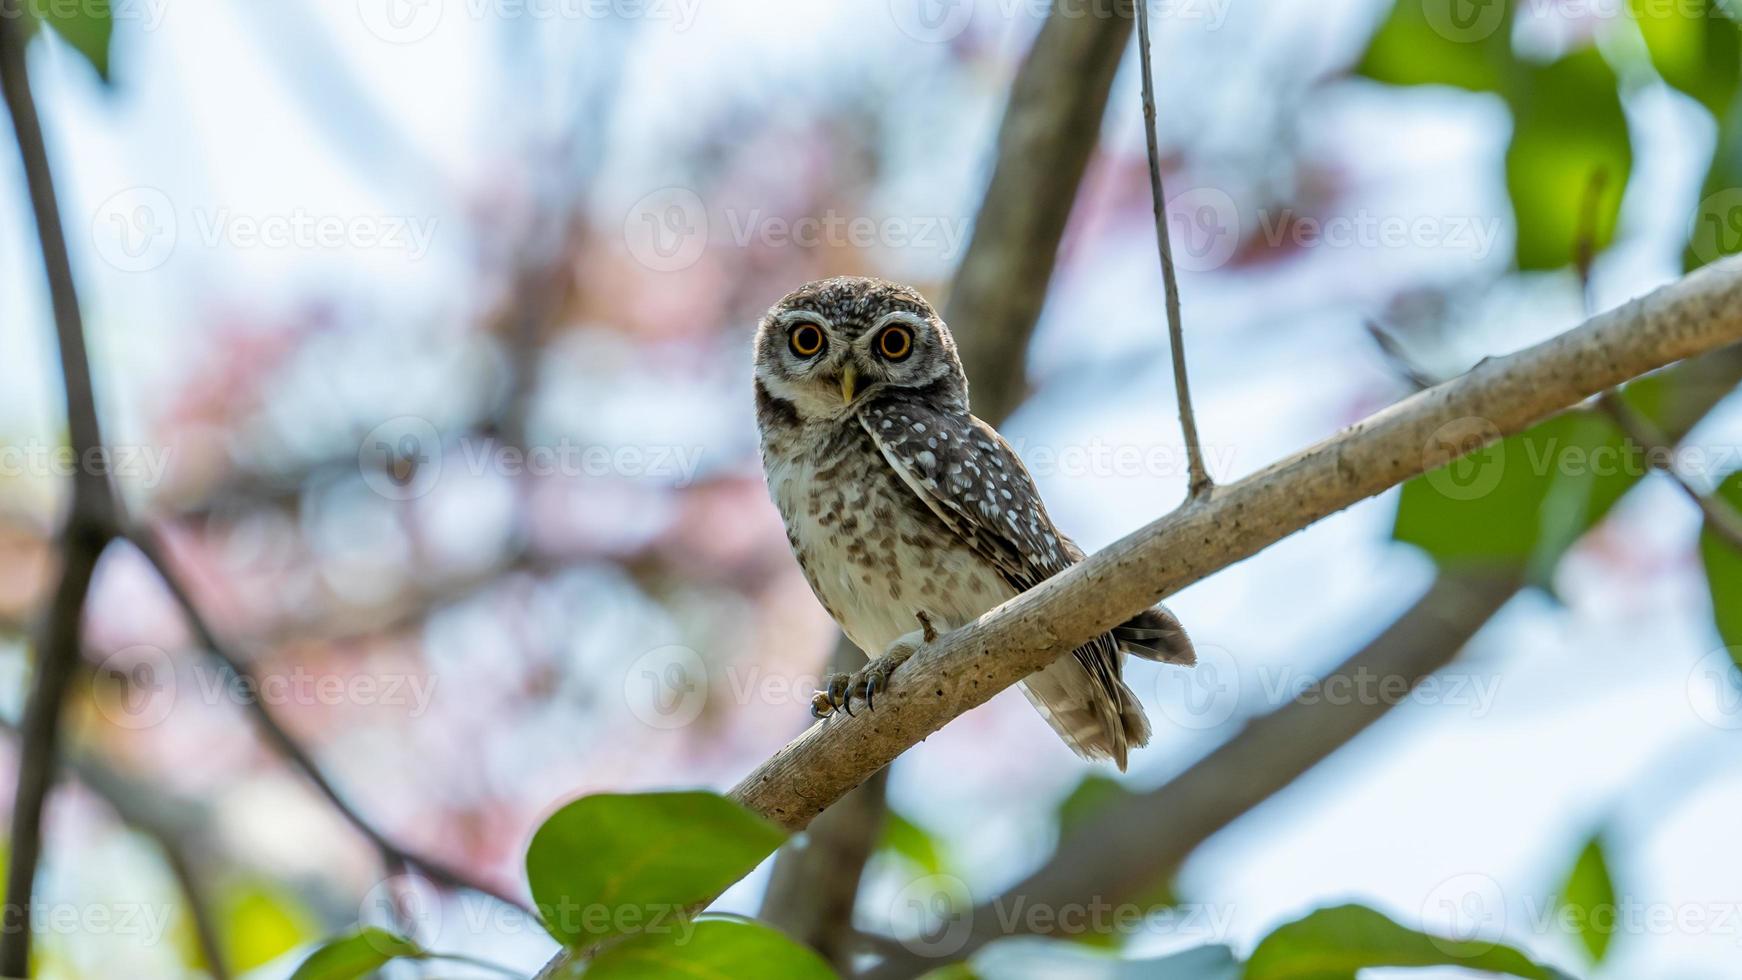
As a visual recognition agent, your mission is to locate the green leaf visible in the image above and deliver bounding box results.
[1243,904,1562,980]
[1357,0,1517,92]
[1699,471,1742,658]
[525,791,787,948]
[218,880,319,973]
[1505,47,1632,270]
[585,919,836,979]
[22,0,113,81]
[880,809,946,875]
[1556,835,1618,963]
[1630,0,1741,116]
[288,927,422,980]
[1395,411,1637,577]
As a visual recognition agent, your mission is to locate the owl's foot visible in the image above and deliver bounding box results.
[815,613,937,717]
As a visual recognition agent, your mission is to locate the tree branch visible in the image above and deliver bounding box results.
[729,257,1742,833]
[125,527,532,915]
[1599,391,1742,549]
[0,10,121,973]
[534,255,1742,979]
[1135,0,1211,498]
[758,6,1141,958]
[856,339,1742,974]
[863,569,1522,976]
[942,0,1135,425]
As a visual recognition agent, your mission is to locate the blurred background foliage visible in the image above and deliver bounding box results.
[4,0,1742,977]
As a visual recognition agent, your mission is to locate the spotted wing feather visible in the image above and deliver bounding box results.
[857,397,1150,768]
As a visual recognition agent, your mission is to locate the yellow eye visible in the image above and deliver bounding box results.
[877,325,913,361]
[789,324,825,358]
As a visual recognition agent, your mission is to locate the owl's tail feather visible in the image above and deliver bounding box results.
[1018,649,1152,772]
[1115,604,1196,666]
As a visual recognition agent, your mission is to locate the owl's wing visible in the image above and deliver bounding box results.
[857,399,1072,591]
[858,399,1149,766]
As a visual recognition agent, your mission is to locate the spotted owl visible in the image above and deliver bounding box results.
[752,276,1195,770]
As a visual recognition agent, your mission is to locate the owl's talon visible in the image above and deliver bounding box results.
[810,691,834,719]
[863,671,883,711]
[823,672,851,717]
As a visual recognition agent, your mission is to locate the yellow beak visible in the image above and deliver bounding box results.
[840,365,858,405]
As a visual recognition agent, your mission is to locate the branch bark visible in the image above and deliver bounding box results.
[864,569,1521,976]
[856,339,1742,974]
[730,257,1742,833]
[0,10,121,973]
[533,256,1742,979]
[943,0,1135,425]
[757,6,1139,959]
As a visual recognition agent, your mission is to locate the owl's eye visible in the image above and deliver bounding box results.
[876,325,913,361]
[789,324,826,358]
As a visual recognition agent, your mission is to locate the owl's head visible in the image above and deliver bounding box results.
[753,276,967,423]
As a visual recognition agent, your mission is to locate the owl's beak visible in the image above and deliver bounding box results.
[839,365,858,405]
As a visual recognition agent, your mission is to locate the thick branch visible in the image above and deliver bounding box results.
[859,340,1742,973]
[0,9,119,973]
[758,5,1139,956]
[943,0,1135,424]
[730,256,1742,829]
[536,255,1742,980]
[864,570,1521,976]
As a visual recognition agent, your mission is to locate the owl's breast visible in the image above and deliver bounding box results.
[762,424,1013,657]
